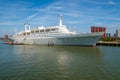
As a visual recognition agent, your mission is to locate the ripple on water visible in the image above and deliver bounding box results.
[0,45,120,80]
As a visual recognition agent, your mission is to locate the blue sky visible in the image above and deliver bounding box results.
[0,0,120,36]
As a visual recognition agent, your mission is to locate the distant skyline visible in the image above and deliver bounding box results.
[0,0,120,36]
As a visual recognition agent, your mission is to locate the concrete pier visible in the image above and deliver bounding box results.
[96,41,120,46]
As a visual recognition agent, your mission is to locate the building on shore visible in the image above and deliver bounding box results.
[91,26,106,38]
[0,35,9,40]
[0,37,4,40]
[115,29,120,38]
[106,33,111,38]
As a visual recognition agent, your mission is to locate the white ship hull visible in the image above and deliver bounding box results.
[13,32,103,46]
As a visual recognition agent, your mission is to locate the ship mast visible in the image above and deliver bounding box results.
[59,16,62,26]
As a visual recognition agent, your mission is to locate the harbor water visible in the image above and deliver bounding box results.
[0,41,120,80]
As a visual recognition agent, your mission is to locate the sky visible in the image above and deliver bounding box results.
[0,0,120,36]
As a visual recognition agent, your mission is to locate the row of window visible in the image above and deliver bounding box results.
[31,28,58,33]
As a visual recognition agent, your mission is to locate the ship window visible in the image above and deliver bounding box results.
[31,31,34,33]
[51,28,58,31]
[23,33,26,35]
[40,30,44,32]
[46,29,50,32]
[35,30,39,33]
[27,33,30,35]
[51,28,56,31]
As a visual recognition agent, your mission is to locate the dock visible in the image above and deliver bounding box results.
[3,41,120,46]
[4,42,24,45]
[96,41,120,46]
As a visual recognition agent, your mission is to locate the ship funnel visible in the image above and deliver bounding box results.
[59,16,62,26]
[24,23,31,32]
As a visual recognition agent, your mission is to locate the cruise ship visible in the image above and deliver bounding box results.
[11,16,104,46]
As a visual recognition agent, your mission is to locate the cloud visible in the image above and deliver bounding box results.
[82,0,117,5]
[53,6,64,9]
[21,1,77,22]
[27,12,40,19]
[108,0,116,5]
[0,21,22,26]
[99,16,120,20]
[21,2,63,20]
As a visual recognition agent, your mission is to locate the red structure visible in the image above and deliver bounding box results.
[91,26,106,38]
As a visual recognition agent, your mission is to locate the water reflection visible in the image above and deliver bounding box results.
[0,44,120,80]
[12,46,103,77]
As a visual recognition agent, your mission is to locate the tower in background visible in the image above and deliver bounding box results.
[115,29,120,37]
